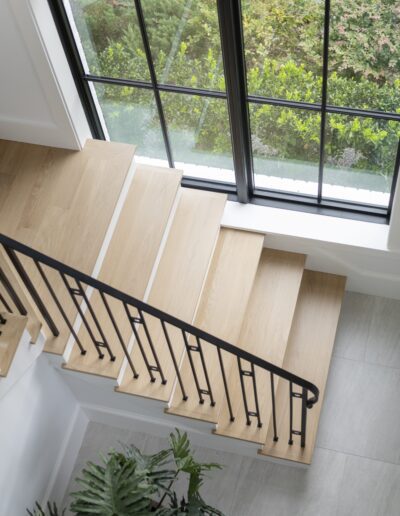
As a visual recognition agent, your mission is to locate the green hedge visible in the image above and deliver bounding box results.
[70,0,400,178]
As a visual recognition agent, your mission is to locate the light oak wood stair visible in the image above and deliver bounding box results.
[116,188,227,402]
[260,270,346,464]
[0,138,136,356]
[0,138,347,465]
[0,312,28,377]
[166,227,264,423]
[0,247,42,344]
[63,164,182,379]
[213,248,306,443]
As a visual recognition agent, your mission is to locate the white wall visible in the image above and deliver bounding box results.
[222,201,400,300]
[0,356,79,515]
[0,0,90,149]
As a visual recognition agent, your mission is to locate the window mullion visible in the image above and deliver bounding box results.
[48,0,105,140]
[217,0,253,203]
[318,0,331,203]
[134,0,174,168]
[388,140,400,219]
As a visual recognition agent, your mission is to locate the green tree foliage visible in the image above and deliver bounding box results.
[27,431,223,515]
[71,0,400,180]
[329,0,400,84]
[27,502,65,516]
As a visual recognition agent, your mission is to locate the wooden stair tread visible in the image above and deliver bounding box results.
[0,247,42,343]
[117,188,227,401]
[0,138,135,355]
[166,228,264,423]
[0,312,28,377]
[260,270,346,464]
[64,164,182,378]
[213,249,305,442]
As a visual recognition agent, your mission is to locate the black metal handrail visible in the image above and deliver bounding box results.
[0,233,319,447]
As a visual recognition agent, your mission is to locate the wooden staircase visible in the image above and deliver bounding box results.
[0,138,346,465]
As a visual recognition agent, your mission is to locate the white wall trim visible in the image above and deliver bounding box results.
[1,0,90,149]
[222,200,391,251]
[44,405,89,506]
[25,0,86,150]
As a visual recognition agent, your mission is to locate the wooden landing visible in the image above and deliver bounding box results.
[260,270,346,464]
[64,164,182,378]
[0,138,135,355]
[117,188,227,401]
[166,228,264,423]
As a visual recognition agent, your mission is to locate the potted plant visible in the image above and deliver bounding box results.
[28,430,224,515]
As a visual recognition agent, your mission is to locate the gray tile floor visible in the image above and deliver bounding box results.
[63,292,400,515]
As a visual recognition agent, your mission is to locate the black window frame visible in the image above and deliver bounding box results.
[49,0,400,224]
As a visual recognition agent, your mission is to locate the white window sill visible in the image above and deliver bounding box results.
[222,200,391,253]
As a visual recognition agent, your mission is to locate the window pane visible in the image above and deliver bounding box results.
[328,0,400,112]
[160,92,235,182]
[250,104,320,195]
[142,0,225,91]
[93,83,168,162]
[242,0,324,102]
[323,114,399,206]
[68,0,150,81]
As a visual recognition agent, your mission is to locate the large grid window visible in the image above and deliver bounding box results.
[51,0,400,221]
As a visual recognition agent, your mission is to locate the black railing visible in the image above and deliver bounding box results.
[0,233,319,447]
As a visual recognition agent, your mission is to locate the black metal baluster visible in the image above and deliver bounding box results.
[0,290,12,313]
[35,260,86,355]
[138,309,167,385]
[0,312,6,337]
[288,381,294,445]
[123,302,156,382]
[3,248,58,335]
[182,330,204,404]
[289,384,306,445]
[0,265,27,316]
[100,291,138,377]
[217,347,235,423]
[0,316,5,340]
[60,272,104,359]
[196,337,215,406]
[76,280,115,361]
[300,387,308,448]
[237,357,251,426]
[217,347,235,422]
[161,320,187,400]
[0,235,321,423]
[270,372,279,442]
[251,363,262,428]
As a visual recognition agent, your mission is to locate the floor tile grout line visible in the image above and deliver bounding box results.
[315,444,400,468]
[331,353,400,372]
